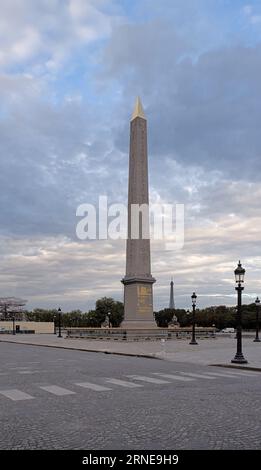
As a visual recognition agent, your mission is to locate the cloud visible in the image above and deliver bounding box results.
[242,3,261,24]
[0,0,118,71]
[0,76,128,238]
[243,5,253,15]
[101,20,261,179]
[0,235,126,311]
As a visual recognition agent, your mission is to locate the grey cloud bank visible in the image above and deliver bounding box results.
[0,0,260,310]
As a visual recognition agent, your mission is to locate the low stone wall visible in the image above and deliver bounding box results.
[0,321,54,334]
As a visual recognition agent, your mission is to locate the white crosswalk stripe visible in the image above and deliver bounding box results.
[153,373,195,382]
[0,367,258,403]
[23,362,41,365]
[216,370,259,377]
[204,372,241,378]
[0,389,34,401]
[75,382,112,392]
[178,372,216,380]
[39,385,76,396]
[126,375,171,384]
[105,378,143,388]
[18,371,40,375]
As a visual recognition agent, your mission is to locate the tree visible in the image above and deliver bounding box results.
[95,297,124,327]
[61,310,83,327]
[154,308,175,327]
[25,308,57,322]
[109,301,124,327]
[195,306,236,330]
[174,309,190,327]
[85,310,104,327]
[241,303,256,329]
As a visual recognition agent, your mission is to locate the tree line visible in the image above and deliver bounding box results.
[155,304,258,329]
[24,297,124,327]
[1,297,258,330]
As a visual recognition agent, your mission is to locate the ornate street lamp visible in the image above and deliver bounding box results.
[57,308,62,338]
[253,297,261,343]
[53,314,56,335]
[190,292,198,345]
[231,261,248,363]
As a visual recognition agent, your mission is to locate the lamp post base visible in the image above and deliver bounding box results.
[253,338,261,342]
[189,340,198,345]
[231,353,248,364]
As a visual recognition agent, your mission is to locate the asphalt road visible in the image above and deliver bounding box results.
[0,342,260,450]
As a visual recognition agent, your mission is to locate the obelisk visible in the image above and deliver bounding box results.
[122,97,156,327]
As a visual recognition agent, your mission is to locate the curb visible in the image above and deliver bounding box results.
[0,339,161,360]
[210,363,261,372]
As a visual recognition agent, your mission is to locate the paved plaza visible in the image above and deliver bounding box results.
[0,341,260,450]
[0,334,260,369]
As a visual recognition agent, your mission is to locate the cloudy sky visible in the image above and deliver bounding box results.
[1,0,261,311]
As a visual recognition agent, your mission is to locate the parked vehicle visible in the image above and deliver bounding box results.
[221,327,235,333]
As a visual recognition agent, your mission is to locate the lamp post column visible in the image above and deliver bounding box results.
[57,308,62,338]
[231,261,247,364]
[254,297,260,342]
[190,292,198,345]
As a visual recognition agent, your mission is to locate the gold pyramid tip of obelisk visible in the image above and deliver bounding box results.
[131,96,146,121]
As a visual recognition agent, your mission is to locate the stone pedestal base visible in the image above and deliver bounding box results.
[122,277,156,325]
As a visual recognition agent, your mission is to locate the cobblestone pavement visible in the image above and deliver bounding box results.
[0,342,260,450]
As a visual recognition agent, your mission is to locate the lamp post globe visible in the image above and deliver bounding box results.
[254,297,261,342]
[231,261,248,363]
[234,260,245,284]
[191,292,197,305]
[190,292,198,345]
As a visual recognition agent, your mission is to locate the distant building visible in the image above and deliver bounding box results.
[0,297,27,321]
[169,278,175,309]
[169,278,179,327]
